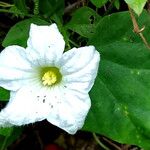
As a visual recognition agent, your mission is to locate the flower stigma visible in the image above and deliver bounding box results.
[40,67,62,86]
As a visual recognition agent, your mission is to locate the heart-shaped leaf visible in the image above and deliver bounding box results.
[84,11,150,149]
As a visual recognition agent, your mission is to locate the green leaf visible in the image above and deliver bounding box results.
[2,18,49,47]
[14,0,28,14]
[83,11,150,149]
[39,0,64,18]
[0,128,13,149]
[9,5,25,18]
[90,0,109,8]
[0,128,13,137]
[66,6,101,38]
[0,87,10,101]
[114,0,120,10]
[0,127,22,149]
[124,0,147,15]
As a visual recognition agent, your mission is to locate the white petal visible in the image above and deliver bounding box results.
[0,85,91,134]
[58,46,97,74]
[47,87,91,134]
[62,48,100,92]
[0,46,33,91]
[0,86,53,126]
[0,92,16,126]
[27,23,65,64]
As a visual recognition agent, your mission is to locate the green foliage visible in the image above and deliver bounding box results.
[124,0,147,15]
[90,0,109,8]
[114,0,120,10]
[0,87,9,101]
[9,5,25,18]
[33,0,39,15]
[82,11,150,149]
[13,0,28,14]
[0,128,13,137]
[2,18,49,47]
[39,0,64,21]
[66,6,101,38]
[0,128,22,149]
[1,0,150,149]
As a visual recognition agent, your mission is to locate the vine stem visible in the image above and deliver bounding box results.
[1,136,9,150]
[102,137,122,150]
[0,1,13,7]
[93,133,110,150]
[34,130,44,150]
[104,0,116,15]
[33,0,39,15]
[68,39,79,47]
[128,5,150,49]
[0,9,34,17]
[64,0,86,14]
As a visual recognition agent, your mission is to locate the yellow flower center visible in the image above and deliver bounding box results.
[42,71,57,86]
[40,67,62,87]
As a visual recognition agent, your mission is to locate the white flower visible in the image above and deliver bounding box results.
[0,23,100,134]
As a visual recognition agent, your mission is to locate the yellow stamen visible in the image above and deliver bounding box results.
[42,71,57,86]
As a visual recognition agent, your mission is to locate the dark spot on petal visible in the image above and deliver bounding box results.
[44,95,46,98]
[51,105,53,108]
[43,99,45,103]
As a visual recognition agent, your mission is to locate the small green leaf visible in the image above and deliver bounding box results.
[39,0,64,17]
[114,0,120,10]
[0,128,13,149]
[0,87,9,101]
[0,128,13,137]
[83,11,150,149]
[0,127,22,149]
[66,6,101,38]
[90,0,109,8]
[2,18,49,47]
[9,5,25,18]
[14,0,28,14]
[124,0,147,15]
